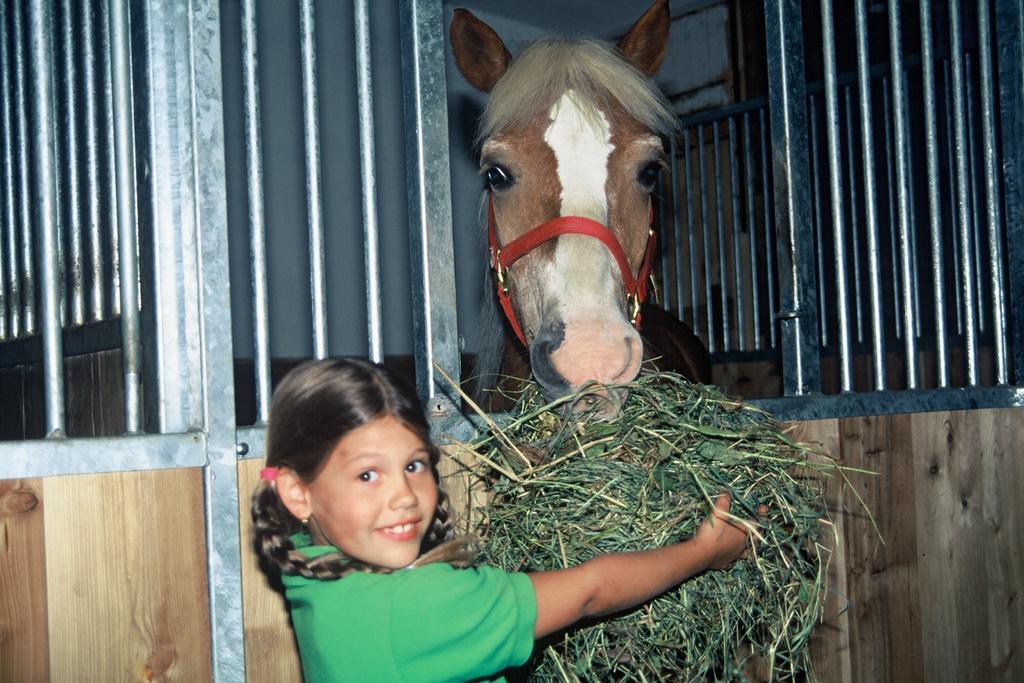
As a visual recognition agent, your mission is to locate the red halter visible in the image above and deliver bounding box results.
[487,192,658,346]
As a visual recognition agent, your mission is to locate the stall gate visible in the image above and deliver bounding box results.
[1,0,1022,681]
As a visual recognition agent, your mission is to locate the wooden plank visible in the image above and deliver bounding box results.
[839,413,923,682]
[979,408,1024,681]
[795,418,851,683]
[43,469,211,681]
[0,365,27,440]
[64,353,97,438]
[914,408,1024,681]
[94,349,125,437]
[0,479,48,681]
[238,458,303,683]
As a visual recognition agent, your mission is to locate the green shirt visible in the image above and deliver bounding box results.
[282,541,537,682]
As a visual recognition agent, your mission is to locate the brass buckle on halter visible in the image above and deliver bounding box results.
[627,291,641,325]
[492,251,510,295]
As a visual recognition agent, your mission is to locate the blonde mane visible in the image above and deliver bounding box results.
[479,38,677,143]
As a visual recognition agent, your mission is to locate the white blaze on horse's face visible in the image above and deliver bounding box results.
[534,91,644,402]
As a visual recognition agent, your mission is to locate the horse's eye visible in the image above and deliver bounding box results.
[485,165,514,191]
[637,161,662,190]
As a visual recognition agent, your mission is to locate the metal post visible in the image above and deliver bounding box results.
[854,0,886,389]
[728,116,745,351]
[59,0,85,327]
[713,121,729,351]
[190,0,246,677]
[399,0,461,411]
[12,1,36,336]
[698,125,715,351]
[950,0,979,385]
[844,86,864,347]
[110,0,142,432]
[808,95,828,349]
[919,0,950,387]
[355,0,384,363]
[821,0,853,391]
[27,0,65,435]
[889,0,920,388]
[977,0,1009,383]
[0,1,20,339]
[300,0,328,359]
[764,0,820,395]
[80,0,106,322]
[759,109,777,349]
[943,61,964,335]
[742,112,761,350]
[241,0,271,422]
[101,0,121,318]
[683,130,699,334]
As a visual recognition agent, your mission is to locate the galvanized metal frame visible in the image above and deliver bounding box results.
[763,0,821,396]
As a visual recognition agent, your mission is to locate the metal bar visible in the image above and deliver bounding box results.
[764,0,821,395]
[669,135,684,321]
[977,0,1009,383]
[751,385,1024,422]
[1,1,20,339]
[189,0,247,677]
[949,0,979,384]
[12,1,36,335]
[0,433,208,479]
[59,0,84,327]
[300,0,328,359]
[241,0,271,422]
[919,0,950,387]
[903,74,922,341]
[743,112,761,350]
[854,0,886,389]
[995,0,1024,385]
[821,0,853,391]
[844,86,864,347]
[882,79,902,340]
[100,0,121,317]
[399,0,461,408]
[728,116,745,351]
[355,0,384,362]
[965,53,986,336]
[80,0,105,322]
[27,0,65,435]
[889,0,919,388]
[944,60,964,335]
[698,124,715,352]
[684,130,699,334]
[659,169,671,312]
[759,109,777,349]
[808,95,828,349]
[713,120,729,351]
[110,0,142,432]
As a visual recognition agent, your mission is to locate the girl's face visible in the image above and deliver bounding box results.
[283,414,439,569]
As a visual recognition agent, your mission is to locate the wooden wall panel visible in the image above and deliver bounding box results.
[238,458,303,683]
[796,419,851,683]
[839,413,925,682]
[0,479,48,682]
[43,469,211,682]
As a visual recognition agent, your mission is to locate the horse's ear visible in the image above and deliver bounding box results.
[617,0,670,76]
[450,9,511,93]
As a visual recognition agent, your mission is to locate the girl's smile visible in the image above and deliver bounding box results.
[280,414,439,569]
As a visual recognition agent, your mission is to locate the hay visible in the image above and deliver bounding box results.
[463,370,853,682]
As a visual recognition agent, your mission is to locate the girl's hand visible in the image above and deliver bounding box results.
[693,493,763,570]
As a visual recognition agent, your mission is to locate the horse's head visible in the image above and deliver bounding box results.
[452,1,675,412]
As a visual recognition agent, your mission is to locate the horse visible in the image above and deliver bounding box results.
[451,0,710,414]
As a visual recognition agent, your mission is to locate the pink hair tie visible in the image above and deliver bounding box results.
[260,467,280,481]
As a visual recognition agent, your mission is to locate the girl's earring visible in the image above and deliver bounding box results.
[301,517,309,525]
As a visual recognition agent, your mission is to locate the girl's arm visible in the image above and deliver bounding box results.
[528,493,755,639]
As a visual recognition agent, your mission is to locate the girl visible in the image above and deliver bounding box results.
[252,358,757,683]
